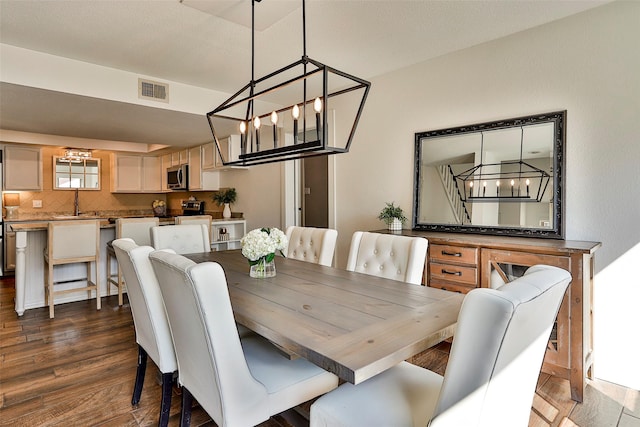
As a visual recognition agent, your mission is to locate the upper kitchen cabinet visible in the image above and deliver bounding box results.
[214,135,244,169]
[187,145,220,191]
[171,149,188,167]
[111,154,161,193]
[3,145,43,191]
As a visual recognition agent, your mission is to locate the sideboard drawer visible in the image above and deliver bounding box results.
[429,280,475,294]
[430,262,478,286]
[430,244,478,265]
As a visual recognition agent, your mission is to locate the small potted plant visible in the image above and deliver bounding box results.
[213,188,237,219]
[378,202,407,231]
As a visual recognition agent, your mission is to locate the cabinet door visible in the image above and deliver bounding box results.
[188,146,202,190]
[161,154,171,191]
[4,229,16,272]
[201,142,216,170]
[112,155,142,192]
[142,156,161,191]
[4,145,43,190]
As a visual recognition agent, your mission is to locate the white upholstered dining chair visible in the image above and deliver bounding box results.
[346,231,428,285]
[106,217,159,306]
[149,250,339,427]
[111,238,176,427]
[150,224,211,254]
[310,264,572,427]
[285,226,338,267]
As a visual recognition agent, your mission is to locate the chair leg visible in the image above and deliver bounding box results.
[159,372,173,427]
[180,387,193,427]
[132,345,148,405]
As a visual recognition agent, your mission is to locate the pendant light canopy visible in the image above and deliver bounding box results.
[207,0,371,166]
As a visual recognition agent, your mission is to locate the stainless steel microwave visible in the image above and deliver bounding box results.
[167,164,188,190]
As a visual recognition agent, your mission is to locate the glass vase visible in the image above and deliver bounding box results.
[249,257,276,278]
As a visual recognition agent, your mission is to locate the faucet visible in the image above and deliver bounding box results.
[74,188,80,216]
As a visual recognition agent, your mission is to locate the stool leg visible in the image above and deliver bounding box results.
[48,260,55,319]
[117,266,124,306]
[94,259,101,311]
[106,252,113,297]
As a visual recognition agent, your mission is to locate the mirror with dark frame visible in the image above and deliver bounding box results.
[413,111,565,239]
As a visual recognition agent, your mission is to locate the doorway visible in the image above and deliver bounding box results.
[301,156,329,227]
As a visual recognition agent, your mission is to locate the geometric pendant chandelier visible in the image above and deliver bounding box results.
[206,0,371,166]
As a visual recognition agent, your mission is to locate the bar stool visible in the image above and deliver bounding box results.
[106,217,159,306]
[44,219,101,319]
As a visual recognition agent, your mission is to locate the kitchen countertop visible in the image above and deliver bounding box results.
[7,215,245,232]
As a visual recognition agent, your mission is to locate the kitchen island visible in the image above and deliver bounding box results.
[10,215,245,316]
[11,219,117,316]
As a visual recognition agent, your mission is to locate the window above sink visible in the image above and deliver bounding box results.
[53,156,101,190]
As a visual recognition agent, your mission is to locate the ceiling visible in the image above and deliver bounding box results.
[0,0,608,151]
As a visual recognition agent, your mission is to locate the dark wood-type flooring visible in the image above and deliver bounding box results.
[1,277,638,426]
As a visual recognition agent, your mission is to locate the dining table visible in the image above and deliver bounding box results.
[185,250,465,385]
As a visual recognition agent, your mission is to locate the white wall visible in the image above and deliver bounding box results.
[334,1,640,389]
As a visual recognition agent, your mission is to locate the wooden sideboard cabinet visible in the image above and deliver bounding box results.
[377,230,601,403]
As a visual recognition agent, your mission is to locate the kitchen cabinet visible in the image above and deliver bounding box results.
[201,142,217,170]
[111,154,161,193]
[211,219,246,251]
[171,149,188,166]
[186,145,220,191]
[4,224,16,273]
[3,145,43,191]
[161,154,171,191]
[214,135,244,169]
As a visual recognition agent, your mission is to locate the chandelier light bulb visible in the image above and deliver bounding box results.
[292,104,300,120]
[271,111,278,125]
[314,97,322,113]
[239,121,246,134]
[254,116,261,129]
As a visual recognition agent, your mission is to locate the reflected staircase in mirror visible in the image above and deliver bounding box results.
[437,165,471,225]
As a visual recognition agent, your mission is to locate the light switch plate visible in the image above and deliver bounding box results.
[33,200,43,208]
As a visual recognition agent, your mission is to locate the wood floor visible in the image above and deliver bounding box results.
[1,277,638,427]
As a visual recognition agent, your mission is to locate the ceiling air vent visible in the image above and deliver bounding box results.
[138,78,169,103]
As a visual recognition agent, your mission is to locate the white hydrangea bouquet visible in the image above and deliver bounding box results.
[241,227,288,278]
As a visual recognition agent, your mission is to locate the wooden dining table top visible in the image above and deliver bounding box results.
[184,250,465,385]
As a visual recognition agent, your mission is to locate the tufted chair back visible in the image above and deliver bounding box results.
[149,250,338,426]
[285,226,338,267]
[112,238,177,373]
[309,264,572,427]
[150,224,211,254]
[111,238,177,426]
[346,231,428,285]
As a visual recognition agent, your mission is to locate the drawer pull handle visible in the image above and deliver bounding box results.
[441,269,462,276]
[441,250,462,257]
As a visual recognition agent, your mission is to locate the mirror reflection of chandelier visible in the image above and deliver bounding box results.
[206,0,371,166]
[453,128,551,203]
